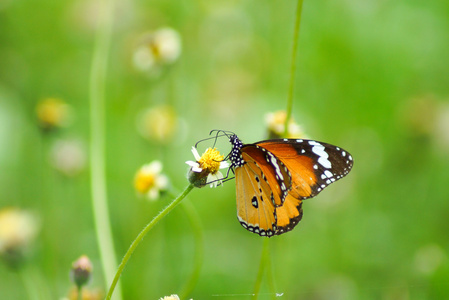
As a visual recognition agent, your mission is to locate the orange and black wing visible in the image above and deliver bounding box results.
[256,138,353,200]
[236,145,304,236]
[235,158,278,237]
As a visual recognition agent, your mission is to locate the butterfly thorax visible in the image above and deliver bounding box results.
[229,135,246,168]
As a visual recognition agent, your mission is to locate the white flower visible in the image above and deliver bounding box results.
[134,161,169,200]
[185,147,203,173]
[153,28,182,64]
[133,27,182,74]
[186,147,229,188]
[0,208,40,254]
[265,110,305,139]
[207,169,225,188]
[50,138,86,177]
[136,105,179,143]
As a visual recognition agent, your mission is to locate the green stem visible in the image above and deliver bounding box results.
[19,268,42,300]
[77,286,82,300]
[252,238,271,299]
[18,265,53,300]
[105,184,195,300]
[284,0,304,138]
[265,244,277,300]
[179,199,204,299]
[88,0,121,298]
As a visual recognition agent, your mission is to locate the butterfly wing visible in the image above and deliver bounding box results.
[275,193,303,234]
[240,145,292,206]
[256,139,353,199]
[236,145,305,236]
[235,156,278,237]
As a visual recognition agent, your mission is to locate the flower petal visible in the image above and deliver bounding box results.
[147,160,163,173]
[191,146,201,161]
[185,160,197,167]
[219,161,230,169]
[192,166,202,173]
[207,174,217,188]
[215,170,224,180]
[147,188,159,200]
[155,174,169,190]
[207,171,224,188]
[186,161,202,173]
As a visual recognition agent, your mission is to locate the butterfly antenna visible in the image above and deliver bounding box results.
[196,130,235,148]
[211,130,221,148]
[209,129,235,139]
[194,134,227,148]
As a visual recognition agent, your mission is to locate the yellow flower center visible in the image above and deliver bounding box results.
[134,171,155,194]
[36,98,69,128]
[198,148,224,174]
[149,42,161,60]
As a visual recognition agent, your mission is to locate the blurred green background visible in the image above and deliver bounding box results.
[1,0,449,299]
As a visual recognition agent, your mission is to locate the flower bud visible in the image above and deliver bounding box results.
[70,255,93,288]
[187,167,209,188]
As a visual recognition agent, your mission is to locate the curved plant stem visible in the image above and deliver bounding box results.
[105,184,195,300]
[77,286,82,300]
[19,267,43,300]
[179,199,204,299]
[265,244,277,300]
[252,238,271,299]
[284,0,305,138]
[88,0,121,298]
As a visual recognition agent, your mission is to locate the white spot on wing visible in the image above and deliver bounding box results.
[311,143,332,169]
[267,152,284,181]
[324,170,333,178]
[318,156,331,169]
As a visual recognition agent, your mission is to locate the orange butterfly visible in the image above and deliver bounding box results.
[221,132,353,237]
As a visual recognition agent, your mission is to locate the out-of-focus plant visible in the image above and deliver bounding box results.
[134,161,169,200]
[132,27,182,77]
[36,98,72,132]
[0,207,40,269]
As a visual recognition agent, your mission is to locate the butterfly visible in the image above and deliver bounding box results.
[217,131,353,237]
